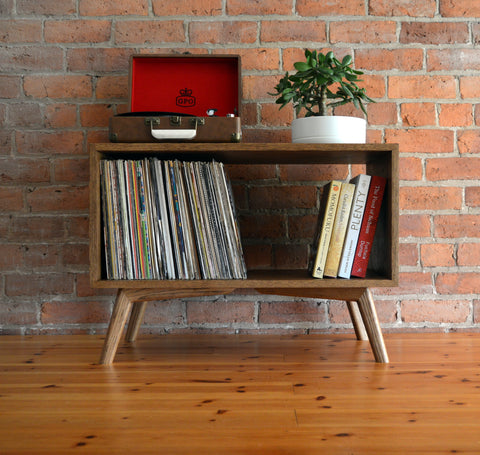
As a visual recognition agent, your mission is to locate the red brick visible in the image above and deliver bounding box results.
[187,301,254,324]
[44,20,111,43]
[0,132,12,156]
[357,75,385,99]
[385,129,454,154]
[399,214,430,238]
[7,103,42,128]
[375,272,434,295]
[0,76,21,99]
[474,300,480,324]
[66,216,89,240]
[400,186,462,211]
[54,158,89,183]
[465,187,480,208]
[261,20,326,43]
[436,273,480,295]
[80,104,115,127]
[355,48,423,71]
[330,21,397,44]
[434,215,480,238]
[439,104,473,127]
[420,243,455,267]
[79,0,148,15]
[9,216,65,242]
[458,130,480,155]
[227,164,277,181]
[260,103,293,127]
[370,0,436,16]
[243,244,272,269]
[0,187,23,211]
[460,77,480,99]
[190,21,257,44]
[440,0,480,17]
[115,20,184,44]
[259,301,325,324]
[5,273,74,296]
[401,103,436,127]
[249,185,317,210]
[67,48,131,72]
[0,20,42,43]
[62,243,89,266]
[426,157,480,181]
[457,243,480,266]
[228,0,292,15]
[27,186,89,212]
[273,244,309,269]
[366,102,397,126]
[330,300,397,324]
[239,128,291,143]
[0,46,63,72]
[399,243,419,266]
[243,75,280,101]
[400,22,469,44]
[213,48,279,72]
[23,244,59,268]
[0,245,23,271]
[288,215,318,240]
[428,49,480,71]
[16,131,83,155]
[388,76,456,99]
[95,76,129,100]
[16,0,75,15]
[239,214,286,239]
[279,164,349,182]
[399,157,423,181]
[42,301,110,324]
[44,104,77,128]
[297,0,365,15]
[401,300,469,323]
[24,75,92,99]
[142,301,184,325]
[0,158,50,184]
[153,0,221,15]
[0,302,37,326]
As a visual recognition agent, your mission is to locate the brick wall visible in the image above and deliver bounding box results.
[1,0,480,335]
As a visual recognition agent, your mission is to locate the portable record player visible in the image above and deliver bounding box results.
[109,54,242,143]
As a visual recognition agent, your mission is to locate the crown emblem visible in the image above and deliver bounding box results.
[176,87,196,107]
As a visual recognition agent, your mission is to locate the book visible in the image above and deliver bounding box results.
[337,174,371,279]
[323,182,355,278]
[350,175,387,278]
[311,181,342,279]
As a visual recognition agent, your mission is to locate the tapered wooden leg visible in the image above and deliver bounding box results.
[347,300,368,341]
[99,289,133,365]
[126,301,147,342]
[357,288,389,363]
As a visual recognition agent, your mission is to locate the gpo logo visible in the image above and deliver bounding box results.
[176,88,196,107]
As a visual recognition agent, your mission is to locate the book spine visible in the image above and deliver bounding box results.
[337,174,371,279]
[323,182,355,278]
[312,181,342,279]
[350,176,387,278]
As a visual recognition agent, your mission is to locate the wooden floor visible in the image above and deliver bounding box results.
[1,333,480,454]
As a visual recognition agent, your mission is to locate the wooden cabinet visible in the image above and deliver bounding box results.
[90,142,399,364]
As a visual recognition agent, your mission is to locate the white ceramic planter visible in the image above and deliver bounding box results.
[292,116,367,144]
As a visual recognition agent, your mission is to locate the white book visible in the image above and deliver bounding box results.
[338,174,371,279]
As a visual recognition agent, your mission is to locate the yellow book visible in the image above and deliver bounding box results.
[312,181,342,278]
[323,182,355,278]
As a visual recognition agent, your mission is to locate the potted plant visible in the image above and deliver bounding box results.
[271,49,374,143]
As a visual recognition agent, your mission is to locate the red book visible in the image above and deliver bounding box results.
[350,176,386,278]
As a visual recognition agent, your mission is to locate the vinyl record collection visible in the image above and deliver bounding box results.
[100,158,247,280]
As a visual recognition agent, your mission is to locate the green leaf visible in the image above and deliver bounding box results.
[294,62,311,72]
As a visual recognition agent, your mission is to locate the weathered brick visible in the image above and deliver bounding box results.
[440,0,480,17]
[153,0,222,15]
[24,76,93,99]
[190,21,257,44]
[0,158,50,184]
[370,0,436,16]
[457,243,480,266]
[0,76,21,99]
[375,272,434,296]
[279,164,349,182]
[273,244,309,269]
[66,216,89,240]
[42,301,110,324]
[458,130,480,155]
[23,244,59,268]
[0,46,63,72]
[0,20,42,43]
[259,301,325,324]
[261,20,326,43]
[7,103,42,128]
[0,302,38,326]
[355,48,423,71]
[228,0,292,15]
[115,20,184,44]
[389,76,456,99]
[288,215,318,240]
[187,301,254,324]
[260,103,293,126]
[95,76,129,100]
[27,186,89,213]
[243,244,272,269]
[436,273,480,295]
[400,186,462,211]
[142,301,184,325]
[44,20,111,43]
[460,77,480,99]
[16,0,75,15]
[426,157,480,181]
[62,243,89,267]
[5,273,74,296]
[399,214,430,238]
[249,185,317,210]
[385,129,454,154]
[1,187,23,214]
[330,21,397,44]
[434,215,480,238]
[401,103,436,127]
[428,49,480,71]
[239,214,286,239]
[401,300,470,323]
[9,216,66,242]
[79,0,148,16]
[366,102,397,126]
[67,48,131,72]
[297,0,365,16]
[399,242,419,266]
[420,243,455,267]
[399,156,423,181]
[465,187,480,208]
[227,164,277,181]
[16,131,84,156]
[44,104,77,128]
[243,75,281,101]
[400,22,469,44]
[80,104,115,127]
[54,158,89,184]
[0,245,24,271]
[439,104,473,127]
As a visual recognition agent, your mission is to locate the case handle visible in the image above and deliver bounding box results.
[146,117,204,140]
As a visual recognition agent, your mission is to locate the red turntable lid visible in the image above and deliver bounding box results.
[129,55,241,117]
